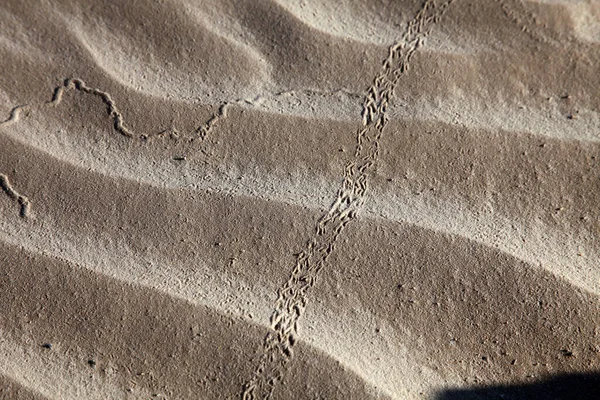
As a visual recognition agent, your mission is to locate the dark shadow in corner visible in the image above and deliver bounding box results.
[435,372,600,400]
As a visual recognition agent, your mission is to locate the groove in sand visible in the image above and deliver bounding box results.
[1,78,228,141]
[0,173,31,218]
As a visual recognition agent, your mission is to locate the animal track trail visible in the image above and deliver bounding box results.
[496,0,557,44]
[241,1,455,399]
[0,78,230,221]
[0,174,31,218]
[1,78,228,141]
[48,78,134,138]
[196,103,229,141]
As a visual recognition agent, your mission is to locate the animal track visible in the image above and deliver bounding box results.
[1,105,31,127]
[1,79,362,142]
[0,174,31,218]
[48,78,134,137]
[0,78,233,220]
[196,103,229,141]
[241,1,455,398]
[497,0,557,44]
[1,78,229,141]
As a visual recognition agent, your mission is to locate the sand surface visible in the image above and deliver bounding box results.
[1,0,600,399]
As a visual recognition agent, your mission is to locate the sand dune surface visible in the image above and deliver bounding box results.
[1,0,600,399]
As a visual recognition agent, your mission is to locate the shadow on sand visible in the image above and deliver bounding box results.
[435,372,600,400]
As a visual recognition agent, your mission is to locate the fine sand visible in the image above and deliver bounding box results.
[1,0,600,399]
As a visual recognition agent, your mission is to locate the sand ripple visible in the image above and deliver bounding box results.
[1,0,600,398]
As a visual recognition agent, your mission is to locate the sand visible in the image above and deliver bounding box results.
[1,0,599,399]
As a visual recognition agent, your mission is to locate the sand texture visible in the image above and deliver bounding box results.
[1,0,600,399]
